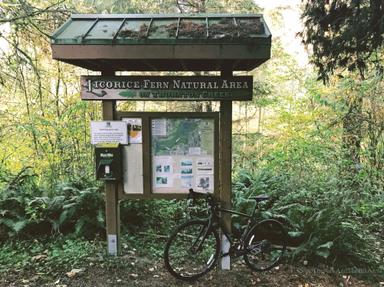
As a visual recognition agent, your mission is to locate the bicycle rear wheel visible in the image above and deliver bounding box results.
[243,219,287,271]
[164,220,220,281]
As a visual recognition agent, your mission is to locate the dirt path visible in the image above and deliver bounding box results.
[1,257,380,287]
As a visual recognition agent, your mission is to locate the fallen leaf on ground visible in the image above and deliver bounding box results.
[66,268,85,278]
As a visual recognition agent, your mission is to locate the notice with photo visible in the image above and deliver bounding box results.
[154,156,173,174]
[154,175,173,188]
[180,159,193,166]
[196,175,213,191]
[181,175,193,188]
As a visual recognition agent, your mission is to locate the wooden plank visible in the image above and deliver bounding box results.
[219,69,233,270]
[51,44,271,60]
[142,115,151,197]
[102,70,120,256]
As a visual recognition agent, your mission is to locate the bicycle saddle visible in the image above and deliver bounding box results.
[250,194,270,202]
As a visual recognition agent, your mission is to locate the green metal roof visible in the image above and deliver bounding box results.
[51,14,272,71]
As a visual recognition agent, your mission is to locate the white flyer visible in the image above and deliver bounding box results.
[107,234,117,256]
[189,147,201,155]
[196,157,214,174]
[152,119,167,136]
[90,121,128,145]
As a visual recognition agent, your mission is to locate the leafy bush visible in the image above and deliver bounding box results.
[0,167,188,242]
[232,136,384,272]
[0,168,105,240]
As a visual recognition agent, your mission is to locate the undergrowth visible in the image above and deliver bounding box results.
[0,136,383,280]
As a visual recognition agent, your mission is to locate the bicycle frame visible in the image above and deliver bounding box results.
[209,200,261,251]
[188,190,264,257]
[217,208,253,244]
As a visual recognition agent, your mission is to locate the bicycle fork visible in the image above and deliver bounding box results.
[189,219,213,254]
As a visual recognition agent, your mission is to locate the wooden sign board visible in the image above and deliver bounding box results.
[81,76,253,101]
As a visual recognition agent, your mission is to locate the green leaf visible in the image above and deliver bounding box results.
[288,231,304,238]
[13,220,28,233]
[316,241,334,259]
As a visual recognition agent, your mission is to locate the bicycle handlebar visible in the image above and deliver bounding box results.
[188,188,216,207]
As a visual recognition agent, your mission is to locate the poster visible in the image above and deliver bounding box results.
[196,157,214,174]
[189,147,201,155]
[90,121,128,145]
[181,175,193,188]
[151,118,215,193]
[153,156,174,188]
[154,156,173,174]
[152,119,167,136]
[122,118,142,144]
[154,175,173,188]
[196,175,213,191]
[181,159,193,167]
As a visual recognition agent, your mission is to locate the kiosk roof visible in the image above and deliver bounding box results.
[51,14,271,71]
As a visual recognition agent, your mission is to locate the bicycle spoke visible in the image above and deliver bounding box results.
[164,220,219,281]
[243,220,287,271]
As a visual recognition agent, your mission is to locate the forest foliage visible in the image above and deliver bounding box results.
[0,0,383,277]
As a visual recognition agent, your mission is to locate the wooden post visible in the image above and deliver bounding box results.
[102,70,120,256]
[220,69,233,270]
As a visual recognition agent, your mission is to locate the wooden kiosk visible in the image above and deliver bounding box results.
[51,14,271,269]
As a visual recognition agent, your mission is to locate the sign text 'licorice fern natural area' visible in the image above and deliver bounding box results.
[81,76,253,101]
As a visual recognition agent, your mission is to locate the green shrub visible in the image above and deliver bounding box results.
[0,168,105,240]
[232,131,383,272]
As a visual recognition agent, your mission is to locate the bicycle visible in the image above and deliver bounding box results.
[163,189,287,281]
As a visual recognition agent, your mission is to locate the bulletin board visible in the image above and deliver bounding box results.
[116,112,219,199]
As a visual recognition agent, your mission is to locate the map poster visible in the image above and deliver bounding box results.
[122,118,142,144]
[151,118,215,193]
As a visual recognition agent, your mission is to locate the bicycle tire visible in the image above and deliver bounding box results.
[243,219,287,271]
[164,219,220,281]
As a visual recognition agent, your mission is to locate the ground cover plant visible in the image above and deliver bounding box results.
[0,0,383,285]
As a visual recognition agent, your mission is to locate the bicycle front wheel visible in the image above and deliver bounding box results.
[164,220,220,281]
[243,219,287,271]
